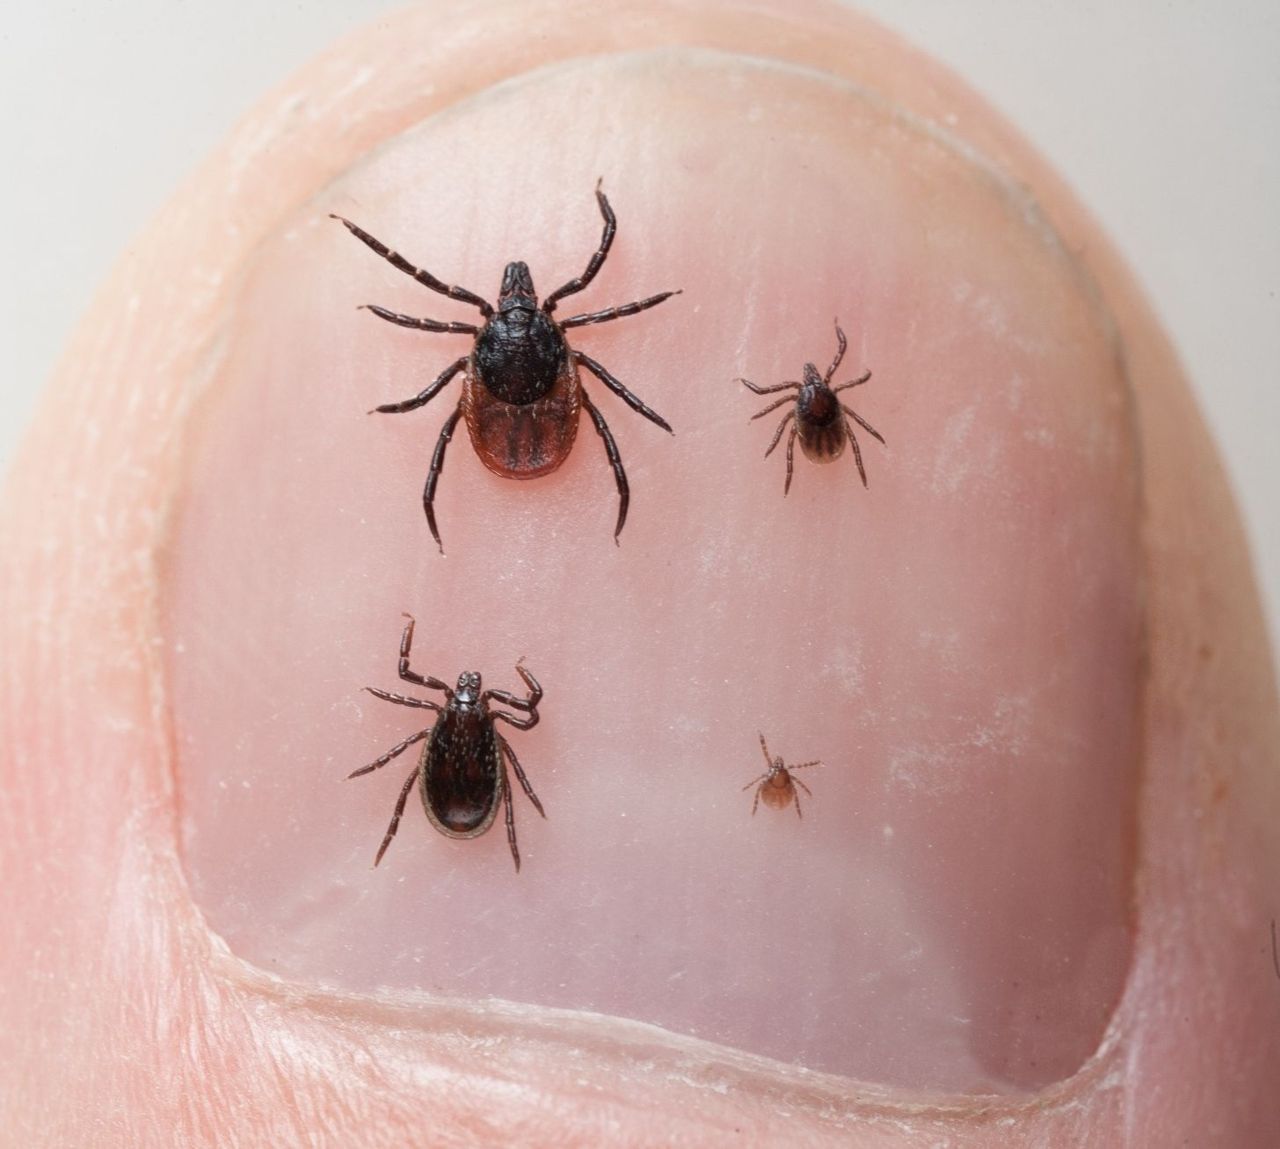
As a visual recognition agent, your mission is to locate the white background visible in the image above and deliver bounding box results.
[2,3,1277,658]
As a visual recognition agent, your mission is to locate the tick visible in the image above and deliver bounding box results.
[742,733,822,818]
[348,615,545,871]
[331,182,679,551]
[739,320,885,494]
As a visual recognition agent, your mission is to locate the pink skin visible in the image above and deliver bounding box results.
[1,2,1277,1145]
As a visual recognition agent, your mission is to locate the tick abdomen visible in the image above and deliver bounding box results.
[797,385,847,462]
[422,708,502,836]
[463,352,582,478]
[760,777,794,809]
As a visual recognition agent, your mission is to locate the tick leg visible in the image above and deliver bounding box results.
[794,776,814,798]
[365,687,442,711]
[842,404,886,445]
[492,707,538,730]
[330,214,493,317]
[751,395,794,421]
[824,322,848,383]
[348,728,430,779]
[496,731,545,819]
[751,786,762,817]
[423,404,463,554]
[789,760,823,772]
[361,306,478,336]
[373,356,467,415]
[515,661,543,709]
[764,411,794,458]
[784,423,798,495]
[542,180,615,314]
[833,370,872,394]
[793,788,804,819]
[372,765,421,866]
[742,772,768,792]
[847,428,867,486]
[501,772,521,872]
[487,688,536,711]
[560,290,680,330]
[575,351,673,434]
[487,664,542,729]
[758,733,773,766]
[396,615,453,695]
[740,377,802,395]
[840,406,884,489]
[580,389,630,542]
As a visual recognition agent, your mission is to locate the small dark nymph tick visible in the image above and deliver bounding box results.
[348,615,545,871]
[742,733,822,818]
[739,320,885,494]
[331,182,679,551]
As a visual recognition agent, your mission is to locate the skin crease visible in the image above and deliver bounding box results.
[0,2,1277,1147]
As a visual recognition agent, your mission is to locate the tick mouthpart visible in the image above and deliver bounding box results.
[802,362,823,387]
[498,260,537,308]
[454,671,482,703]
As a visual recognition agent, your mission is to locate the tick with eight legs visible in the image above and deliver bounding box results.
[332,182,678,551]
[742,733,822,818]
[740,320,884,495]
[349,616,545,871]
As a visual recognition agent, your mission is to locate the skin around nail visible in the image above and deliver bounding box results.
[164,49,1142,1093]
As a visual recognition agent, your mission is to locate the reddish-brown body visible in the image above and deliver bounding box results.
[463,351,581,479]
[795,384,846,463]
[332,182,678,550]
[742,734,822,819]
[758,770,800,811]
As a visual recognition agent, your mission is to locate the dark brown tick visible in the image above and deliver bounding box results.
[331,182,679,552]
[348,615,544,871]
[742,733,822,818]
[739,320,885,494]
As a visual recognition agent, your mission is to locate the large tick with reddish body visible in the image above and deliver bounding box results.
[332,183,678,551]
[740,321,885,494]
[348,616,545,871]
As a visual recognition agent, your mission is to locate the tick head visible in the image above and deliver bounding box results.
[769,756,789,778]
[497,261,537,312]
[797,362,839,424]
[455,670,482,703]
